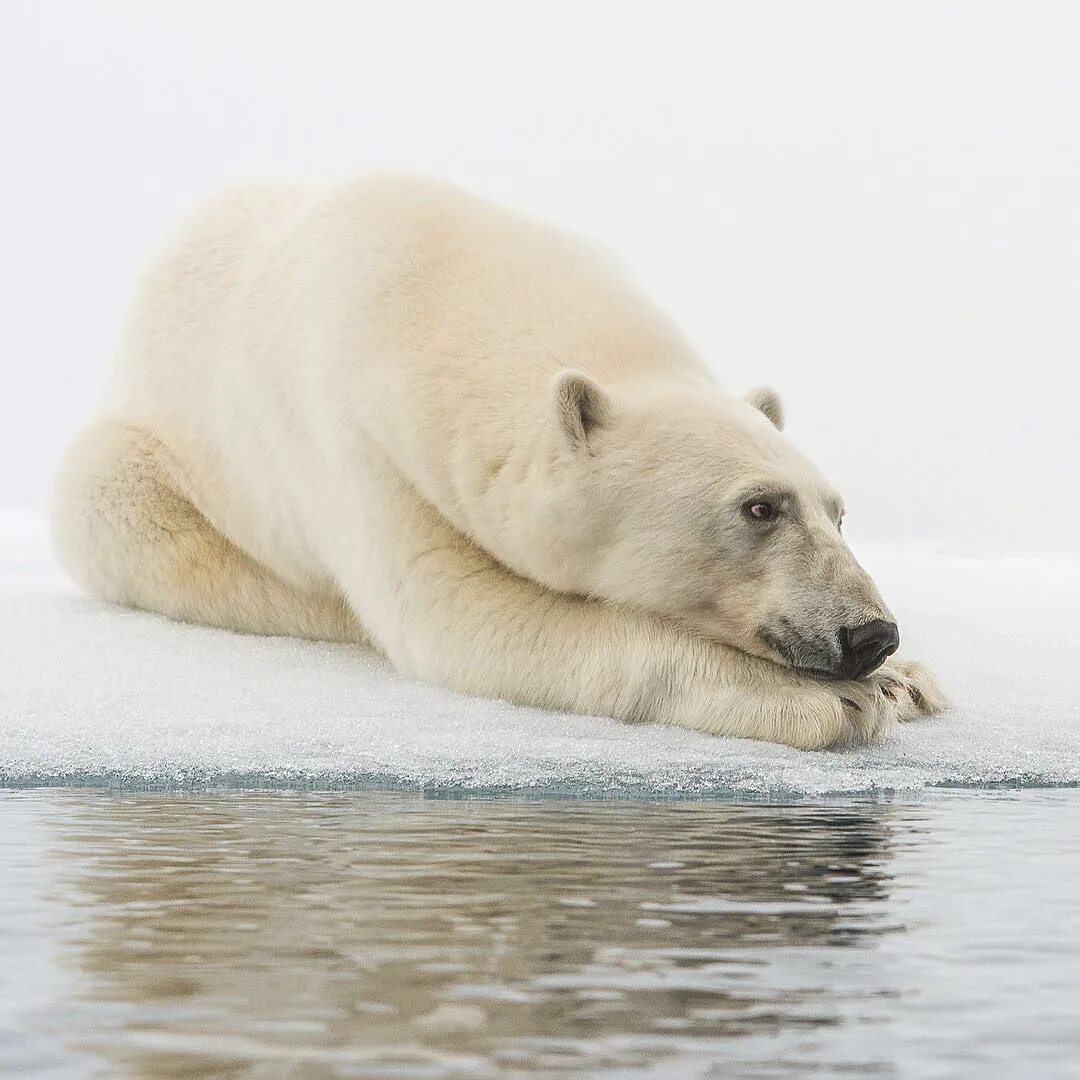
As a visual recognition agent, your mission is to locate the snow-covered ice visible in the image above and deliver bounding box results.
[1,509,1077,796]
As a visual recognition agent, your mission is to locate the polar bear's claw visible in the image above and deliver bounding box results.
[875,659,949,722]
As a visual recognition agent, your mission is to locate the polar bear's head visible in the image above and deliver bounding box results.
[539,371,899,679]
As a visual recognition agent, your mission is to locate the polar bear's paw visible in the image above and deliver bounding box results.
[874,659,949,721]
[825,659,947,748]
[829,679,897,748]
[768,678,893,750]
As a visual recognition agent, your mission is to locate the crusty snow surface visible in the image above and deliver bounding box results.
[1,509,1077,795]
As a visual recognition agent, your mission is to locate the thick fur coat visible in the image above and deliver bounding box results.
[52,175,944,749]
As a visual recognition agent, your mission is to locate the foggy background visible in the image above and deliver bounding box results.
[2,1,1077,554]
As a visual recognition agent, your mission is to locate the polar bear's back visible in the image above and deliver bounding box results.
[108,184,313,413]
[109,174,698,423]
[97,174,709,581]
[108,175,538,416]
[99,175,568,577]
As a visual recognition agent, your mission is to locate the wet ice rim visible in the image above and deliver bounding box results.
[1,510,1077,796]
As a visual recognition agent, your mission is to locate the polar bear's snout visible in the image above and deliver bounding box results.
[839,618,900,679]
[757,549,900,680]
[761,614,899,680]
[764,613,898,678]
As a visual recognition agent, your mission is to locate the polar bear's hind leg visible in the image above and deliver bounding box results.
[51,421,361,643]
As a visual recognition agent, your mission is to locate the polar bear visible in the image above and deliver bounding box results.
[52,174,945,749]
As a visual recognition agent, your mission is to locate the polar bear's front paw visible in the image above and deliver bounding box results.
[873,659,948,721]
[828,659,947,747]
[771,678,892,750]
[702,649,947,751]
[829,678,896,748]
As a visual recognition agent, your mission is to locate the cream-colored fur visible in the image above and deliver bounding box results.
[52,175,944,750]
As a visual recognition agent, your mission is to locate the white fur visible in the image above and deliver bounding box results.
[52,175,944,750]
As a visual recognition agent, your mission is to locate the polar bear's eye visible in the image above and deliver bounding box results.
[747,500,775,521]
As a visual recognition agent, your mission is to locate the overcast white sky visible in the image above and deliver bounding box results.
[2,1,1077,553]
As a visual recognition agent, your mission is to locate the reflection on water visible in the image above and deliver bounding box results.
[1,789,1078,1078]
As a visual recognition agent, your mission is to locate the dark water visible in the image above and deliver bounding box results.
[1,788,1077,1078]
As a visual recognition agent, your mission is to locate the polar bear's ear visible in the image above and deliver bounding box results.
[745,387,785,430]
[550,369,612,450]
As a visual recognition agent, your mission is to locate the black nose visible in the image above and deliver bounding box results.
[840,619,900,678]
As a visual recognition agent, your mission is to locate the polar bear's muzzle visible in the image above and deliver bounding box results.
[762,616,899,679]
[838,618,900,678]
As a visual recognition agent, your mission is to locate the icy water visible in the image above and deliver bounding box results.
[2,788,1078,1079]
